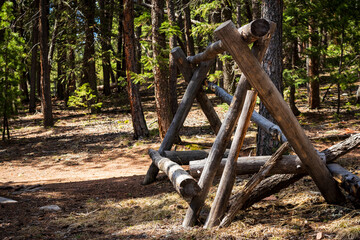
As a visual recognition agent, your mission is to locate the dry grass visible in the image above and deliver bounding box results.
[48,176,360,239]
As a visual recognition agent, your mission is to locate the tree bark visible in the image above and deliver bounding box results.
[100,0,114,96]
[166,0,178,116]
[251,0,261,20]
[116,0,124,92]
[29,0,39,113]
[290,38,301,116]
[256,0,283,156]
[81,0,97,94]
[182,0,195,56]
[123,0,149,139]
[222,0,235,94]
[308,16,320,109]
[152,0,173,139]
[39,0,53,127]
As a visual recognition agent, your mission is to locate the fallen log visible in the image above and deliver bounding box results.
[328,163,360,199]
[187,19,270,64]
[148,149,201,198]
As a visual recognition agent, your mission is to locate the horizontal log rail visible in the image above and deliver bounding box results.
[206,81,287,143]
[187,19,270,64]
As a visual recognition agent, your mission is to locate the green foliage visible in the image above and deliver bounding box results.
[208,70,223,83]
[0,2,25,139]
[283,69,308,88]
[68,83,102,116]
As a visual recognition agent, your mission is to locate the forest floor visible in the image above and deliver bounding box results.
[1,82,360,239]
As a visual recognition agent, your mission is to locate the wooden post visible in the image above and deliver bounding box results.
[206,81,287,143]
[148,149,201,198]
[172,47,222,134]
[182,22,276,227]
[187,19,270,64]
[215,20,345,204]
[205,90,257,228]
[219,142,289,228]
[142,60,213,185]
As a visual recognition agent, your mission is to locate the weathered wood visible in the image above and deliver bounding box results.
[215,20,345,204]
[187,19,270,64]
[183,22,275,227]
[142,60,213,185]
[205,90,257,228]
[148,149,201,198]
[233,133,360,211]
[207,81,287,143]
[190,155,306,177]
[172,47,222,134]
[163,149,230,165]
[220,142,289,228]
[322,133,360,162]
[328,163,360,199]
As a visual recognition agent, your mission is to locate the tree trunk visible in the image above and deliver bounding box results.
[39,0,53,127]
[152,0,173,139]
[251,0,261,20]
[57,48,66,100]
[116,0,124,92]
[222,0,235,94]
[65,1,77,105]
[289,38,301,116]
[256,0,283,156]
[166,0,178,116]
[81,0,97,94]
[308,17,320,109]
[123,0,149,139]
[182,0,195,56]
[29,0,39,113]
[100,0,114,96]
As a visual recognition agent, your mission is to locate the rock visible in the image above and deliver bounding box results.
[0,196,18,204]
[39,205,62,211]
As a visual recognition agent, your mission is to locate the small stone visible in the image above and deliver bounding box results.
[316,232,323,240]
[0,196,18,204]
[39,205,62,211]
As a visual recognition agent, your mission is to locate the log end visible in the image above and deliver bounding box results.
[179,178,201,198]
[251,19,270,37]
[214,20,236,35]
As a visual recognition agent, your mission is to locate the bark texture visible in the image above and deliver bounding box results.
[152,0,173,139]
[81,0,97,93]
[256,0,283,156]
[124,0,149,139]
[39,0,53,127]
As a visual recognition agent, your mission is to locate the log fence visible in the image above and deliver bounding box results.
[141,18,360,229]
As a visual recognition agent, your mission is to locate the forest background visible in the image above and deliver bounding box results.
[1,0,359,146]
